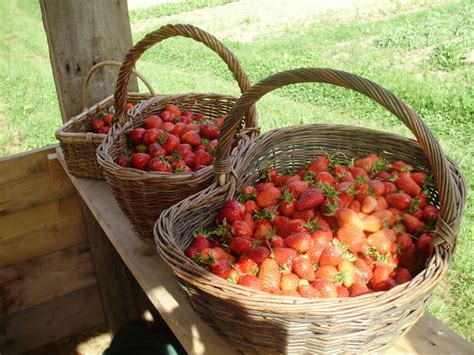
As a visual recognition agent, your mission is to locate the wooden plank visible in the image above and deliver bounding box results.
[81,201,147,334]
[0,217,85,269]
[386,313,474,355]
[0,145,57,185]
[0,171,76,216]
[0,284,104,354]
[57,149,474,355]
[39,0,138,122]
[0,243,96,316]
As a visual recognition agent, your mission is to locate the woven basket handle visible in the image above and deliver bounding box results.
[215,67,458,250]
[82,60,155,109]
[113,24,256,126]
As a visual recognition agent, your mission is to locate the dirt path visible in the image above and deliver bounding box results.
[131,0,435,42]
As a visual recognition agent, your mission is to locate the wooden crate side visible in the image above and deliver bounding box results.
[0,284,104,354]
[0,243,96,316]
[0,194,85,268]
[0,145,58,185]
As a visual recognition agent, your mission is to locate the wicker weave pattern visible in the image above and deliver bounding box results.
[97,24,258,241]
[56,61,155,179]
[155,68,466,353]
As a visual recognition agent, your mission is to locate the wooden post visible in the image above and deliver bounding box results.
[39,0,147,335]
[40,0,138,122]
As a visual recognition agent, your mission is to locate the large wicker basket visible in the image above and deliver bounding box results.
[56,60,155,179]
[97,24,258,242]
[155,68,466,353]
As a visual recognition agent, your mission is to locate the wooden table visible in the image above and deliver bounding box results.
[56,151,473,355]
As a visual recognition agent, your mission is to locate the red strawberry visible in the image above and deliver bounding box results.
[258,258,281,291]
[315,171,337,185]
[116,155,131,167]
[143,129,161,144]
[144,115,163,129]
[370,262,396,291]
[396,268,412,284]
[185,245,199,258]
[238,275,263,291]
[319,246,343,267]
[280,198,297,217]
[285,232,312,253]
[386,192,411,210]
[130,128,145,144]
[147,143,166,157]
[336,208,364,230]
[182,151,195,168]
[348,200,361,212]
[362,215,382,233]
[272,247,297,269]
[367,233,393,254]
[253,219,273,240]
[374,196,388,211]
[315,265,338,281]
[229,237,252,254]
[256,181,275,193]
[243,200,258,214]
[244,247,271,265]
[337,286,350,297]
[231,220,252,238]
[368,179,385,196]
[391,161,412,172]
[403,214,425,234]
[275,218,306,238]
[200,247,235,264]
[298,285,320,298]
[336,227,366,253]
[361,196,377,214]
[280,273,300,291]
[91,119,104,131]
[181,111,194,120]
[165,104,181,116]
[179,116,191,125]
[350,282,371,297]
[296,188,324,211]
[218,200,246,224]
[237,256,259,275]
[349,167,368,179]
[307,156,330,173]
[354,153,378,173]
[162,122,174,132]
[395,176,421,197]
[416,233,433,256]
[312,279,337,298]
[97,126,111,134]
[384,182,397,195]
[211,259,232,279]
[411,172,427,187]
[371,210,397,227]
[354,259,373,283]
[193,235,210,251]
[159,111,174,123]
[182,130,201,146]
[200,124,219,139]
[397,233,414,251]
[293,256,316,281]
[103,113,113,125]
[311,229,333,247]
[161,134,179,154]
[269,235,285,248]
[148,158,173,172]
[194,150,212,167]
[169,122,185,137]
[291,209,315,222]
[422,205,439,223]
[131,153,151,170]
[256,186,282,208]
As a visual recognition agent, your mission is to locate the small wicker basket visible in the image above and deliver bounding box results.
[155,68,466,354]
[97,24,258,242]
[56,61,155,179]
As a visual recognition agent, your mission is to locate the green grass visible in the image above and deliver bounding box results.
[1,0,473,342]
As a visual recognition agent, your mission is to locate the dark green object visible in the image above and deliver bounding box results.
[104,323,186,355]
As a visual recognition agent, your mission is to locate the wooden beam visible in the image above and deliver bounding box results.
[39,0,138,122]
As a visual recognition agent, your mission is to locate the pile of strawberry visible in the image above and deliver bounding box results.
[115,104,232,173]
[88,102,134,134]
[185,153,439,298]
